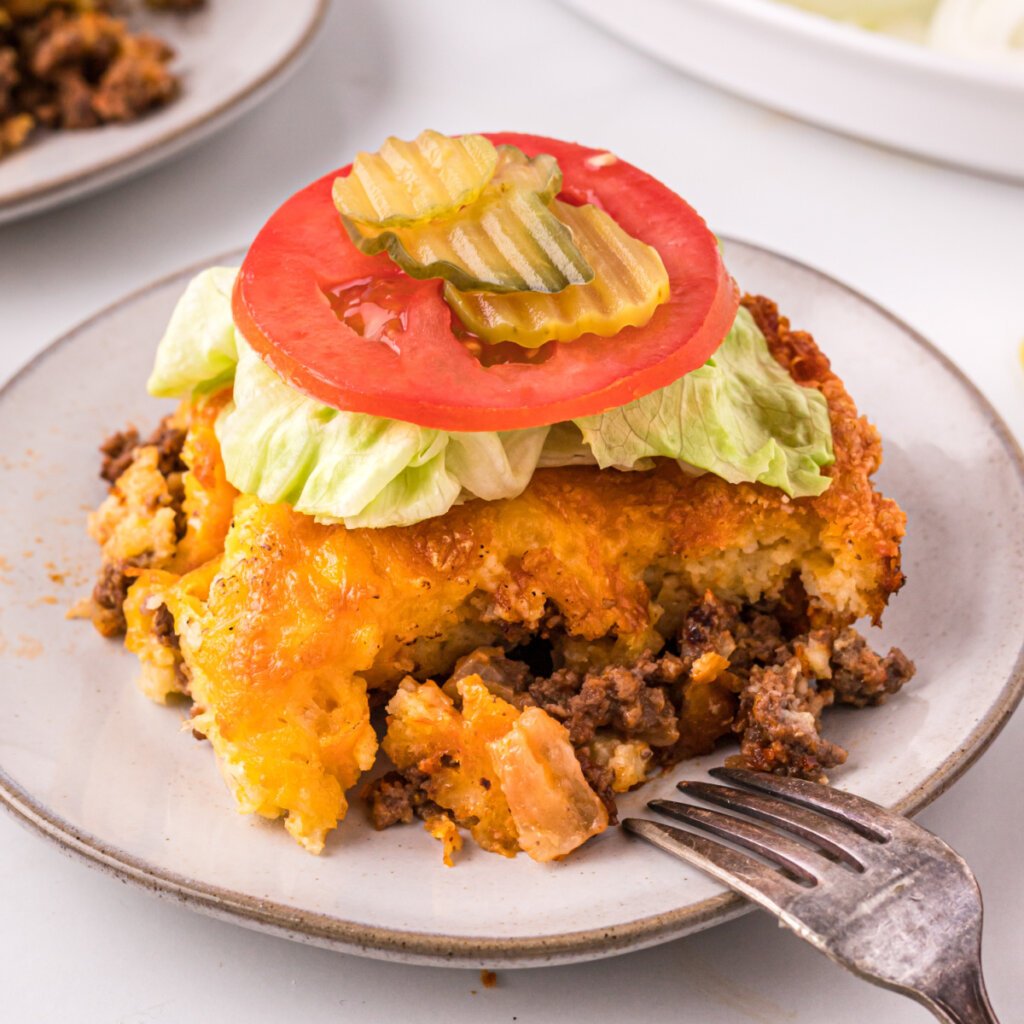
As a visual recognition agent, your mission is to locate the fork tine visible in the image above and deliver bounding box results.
[624,818,806,909]
[648,800,822,883]
[677,781,866,870]
[709,768,892,842]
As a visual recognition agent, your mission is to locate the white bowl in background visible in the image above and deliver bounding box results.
[560,0,1024,181]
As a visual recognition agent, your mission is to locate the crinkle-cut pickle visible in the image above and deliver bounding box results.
[445,200,670,347]
[331,130,499,228]
[341,148,593,294]
[488,145,562,204]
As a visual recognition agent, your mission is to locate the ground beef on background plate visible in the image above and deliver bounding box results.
[0,0,202,157]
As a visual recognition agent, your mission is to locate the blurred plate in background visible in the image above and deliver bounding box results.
[0,0,327,226]
[560,0,1024,181]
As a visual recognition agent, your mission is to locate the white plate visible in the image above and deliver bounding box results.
[559,0,1024,182]
[0,1,326,225]
[0,240,1022,968]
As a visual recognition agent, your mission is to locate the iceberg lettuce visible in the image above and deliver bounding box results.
[575,306,834,497]
[148,267,238,398]
[149,268,834,528]
[219,336,549,528]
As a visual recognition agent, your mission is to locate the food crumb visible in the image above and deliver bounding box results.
[585,151,618,169]
[66,597,93,621]
[481,970,497,989]
[15,635,43,659]
[425,815,463,867]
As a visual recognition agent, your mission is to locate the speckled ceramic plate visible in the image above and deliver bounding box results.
[0,0,326,225]
[1,241,1022,968]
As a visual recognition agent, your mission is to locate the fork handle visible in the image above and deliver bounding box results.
[926,965,1000,1024]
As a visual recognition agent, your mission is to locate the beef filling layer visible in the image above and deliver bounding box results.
[365,593,914,828]
[89,414,915,843]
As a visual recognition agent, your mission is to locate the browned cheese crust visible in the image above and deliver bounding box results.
[746,295,905,614]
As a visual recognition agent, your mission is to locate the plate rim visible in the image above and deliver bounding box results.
[1,239,1022,967]
[0,0,329,221]
[681,0,1024,91]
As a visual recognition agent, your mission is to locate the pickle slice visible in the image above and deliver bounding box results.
[342,147,593,294]
[332,130,498,228]
[444,200,670,346]
[490,145,561,203]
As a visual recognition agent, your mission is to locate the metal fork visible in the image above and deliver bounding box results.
[625,767,1000,1024]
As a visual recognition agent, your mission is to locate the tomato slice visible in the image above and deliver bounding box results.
[233,133,738,431]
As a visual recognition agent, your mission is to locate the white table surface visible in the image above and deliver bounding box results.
[2,1,1022,1020]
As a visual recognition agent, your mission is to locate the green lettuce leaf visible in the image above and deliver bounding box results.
[148,267,239,397]
[219,336,550,528]
[575,306,834,497]
[149,268,834,528]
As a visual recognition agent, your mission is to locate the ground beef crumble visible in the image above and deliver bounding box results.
[733,658,847,780]
[151,600,193,695]
[365,592,916,830]
[362,768,448,831]
[100,420,186,483]
[98,427,142,484]
[143,0,205,10]
[831,629,915,707]
[151,601,176,644]
[90,558,133,633]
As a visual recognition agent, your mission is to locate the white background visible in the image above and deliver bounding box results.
[2,1,1022,1020]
